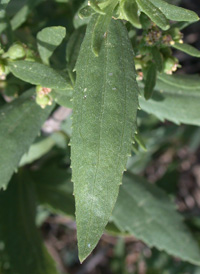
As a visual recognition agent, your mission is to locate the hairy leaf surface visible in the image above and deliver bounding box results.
[0,89,54,189]
[112,173,200,266]
[9,61,71,90]
[139,74,200,126]
[0,172,58,274]
[71,16,138,262]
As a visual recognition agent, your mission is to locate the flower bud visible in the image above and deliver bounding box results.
[7,43,26,60]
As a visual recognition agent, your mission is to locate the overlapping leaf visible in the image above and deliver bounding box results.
[0,89,54,189]
[37,26,66,65]
[71,16,138,262]
[0,172,58,274]
[9,61,71,90]
[139,74,200,126]
[149,0,199,22]
[173,43,200,58]
[136,0,170,30]
[112,173,200,266]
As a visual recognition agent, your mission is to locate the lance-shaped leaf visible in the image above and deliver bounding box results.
[0,89,54,189]
[66,25,86,84]
[172,43,200,58]
[37,26,66,65]
[136,0,170,30]
[149,0,199,22]
[9,61,72,90]
[0,172,58,274]
[71,16,138,262]
[111,173,200,266]
[91,0,118,56]
[144,62,157,100]
[139,74,200,126]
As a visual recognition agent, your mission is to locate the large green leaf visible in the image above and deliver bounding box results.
[149,0,199,22]
[0,172,58,274]
[0,89,54,189]
[71,16,138,262]
[9,61,71,90]
[37,26,66,65]
[111,173,200,266]
[139,74,200,126]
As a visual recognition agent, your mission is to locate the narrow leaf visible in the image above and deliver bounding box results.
[9,61,72,90]
[149,0,199,22]
[151,47,163,72]
[91,0,117,56]
[139,74,200,126]
[144,62,157,100]
[37,26,66,65]
[0,89,54,189]
[0,172,58,274]
[112,173,200,266]
[66,26,86,84]
[71,17,138,262]
[136,0,170,30]
[10,0,42,30]
[172,42,200,58]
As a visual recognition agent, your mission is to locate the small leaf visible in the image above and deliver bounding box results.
[172,42,200,58]
[10,0,41,30]
[144,62,157,100]
[0,172,58,274]
[136,0,170,30]
[37,26,66,65]
[0,89,54,189]
[71,16,138,262]
[91,0,118,56]
[139,74,200,126]
[149,0,199,22]
[151,47,163,72]
[112,173,200,266]
[9,61,72,90]
[78,5,95,19]
[122,0,141,29]
[51,88,73,108]
[66,26,86,84]
[89,0,105,15]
